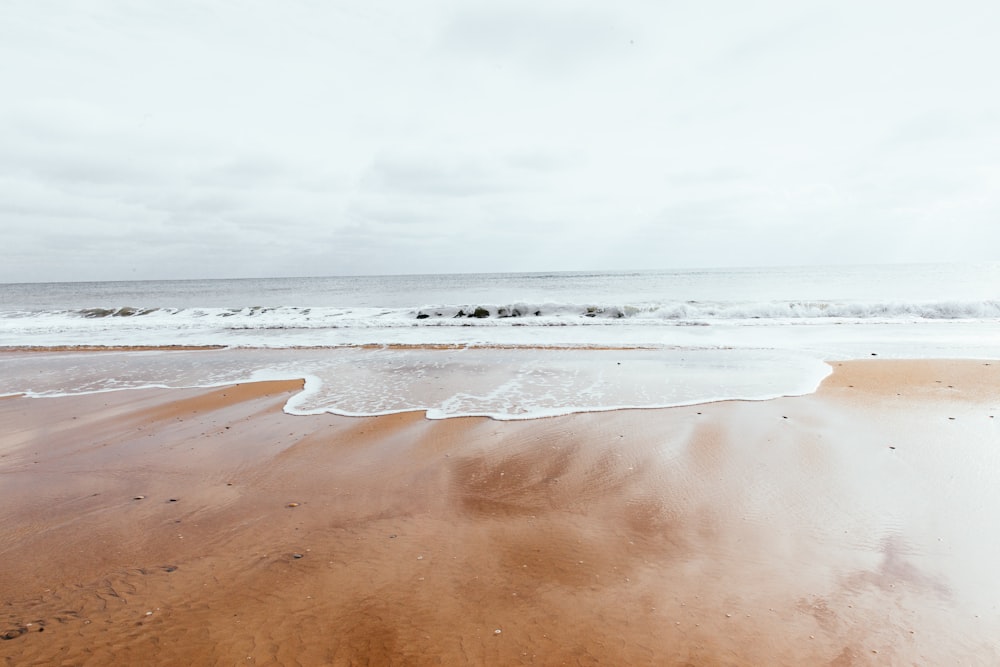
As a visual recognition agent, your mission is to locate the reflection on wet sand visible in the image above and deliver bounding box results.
[1,359,998,665]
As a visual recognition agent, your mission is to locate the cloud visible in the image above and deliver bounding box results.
[438,4,628,75]
[360,156,514,197]
[1,0,999,282]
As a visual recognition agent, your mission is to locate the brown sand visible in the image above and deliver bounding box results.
[1,359,998,665]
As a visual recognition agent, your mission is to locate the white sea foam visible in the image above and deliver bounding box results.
[0,347,835,420]
[1,264,998,418]
[1,299,999,350]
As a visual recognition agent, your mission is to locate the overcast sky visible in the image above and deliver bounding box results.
[2,0,999,282]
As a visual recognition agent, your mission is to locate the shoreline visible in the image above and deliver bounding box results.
[2,346,834,420]
[2,359,999,665]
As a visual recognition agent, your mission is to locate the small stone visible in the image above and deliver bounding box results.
[133,495,145,500]
[292,553,304,559]
[286,502,300,508]
[494,628,502,635]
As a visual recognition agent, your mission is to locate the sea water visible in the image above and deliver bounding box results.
[1,263,998,419]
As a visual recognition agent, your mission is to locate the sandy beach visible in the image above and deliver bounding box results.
[2,358,999,665]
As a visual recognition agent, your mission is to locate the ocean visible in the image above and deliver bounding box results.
[2,263,998,419]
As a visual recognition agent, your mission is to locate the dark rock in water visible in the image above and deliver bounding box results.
[473,307,490,318]
[454,309,467,318]
[81,308,115,318]
[416,312,429,320]
[584,306,625,319]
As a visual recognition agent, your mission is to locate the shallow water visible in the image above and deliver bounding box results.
[2,263,998,418]
[0,347,832,420]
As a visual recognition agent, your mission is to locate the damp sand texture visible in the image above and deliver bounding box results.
[1,360,999,665]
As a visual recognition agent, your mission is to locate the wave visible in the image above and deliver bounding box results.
[52,300,1000,326]
[414,300,1000,321]
[0,346,836,420]
[1,299,998,351]
[19,298,998,325]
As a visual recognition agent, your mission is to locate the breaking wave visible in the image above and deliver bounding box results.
[32,298,1000,326]
[3,298,998,350]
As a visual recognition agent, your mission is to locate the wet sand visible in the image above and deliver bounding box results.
[1,359,999,665]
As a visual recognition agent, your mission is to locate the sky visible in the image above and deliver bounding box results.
[2,0,999,282]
